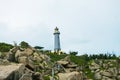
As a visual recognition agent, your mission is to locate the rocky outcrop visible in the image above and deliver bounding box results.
[5,46,51,80]
[0,63,25,80]
[2,44,120,80]
[89,59,120,80]
[0,59,10,65]
[0,63,41,80]
[19,74,32,80]
[57,61,69,66]
[7,46,50,71]
[101,71,113,77]
[50,56,84,80]
[56,56,79,72]
[58,71,82,80]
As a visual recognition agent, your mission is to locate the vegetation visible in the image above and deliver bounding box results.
[0,41,119,79]
[20,41,29,48]
[47,53,67,62]
[84,68,94,79]
[69,51,78,56]
[43,75,50,80]
[34,46,44,50]
[0,42,13,52]
[70,54,88,66]
[88,53,117,60]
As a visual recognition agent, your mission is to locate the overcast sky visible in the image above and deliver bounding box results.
[0,0,120,55]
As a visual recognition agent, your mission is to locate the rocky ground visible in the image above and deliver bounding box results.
[0,45,120,80]
[89,59,120,80]
[0,45,84,80]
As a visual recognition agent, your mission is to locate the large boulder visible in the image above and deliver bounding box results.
[32,72,42,80]
[0,63,25,80]
[15,48,33,58]
[7,51,15,62]
[63,56,71,62]
[19,74,32,80]
[117,75,120,80]
[89,61,100,71]
[24,48,33,56]
[94,72,102,80]
[100,71,113,78]
[33,52,42,63]
[18,56,28,64]
[58,71,82,80]
[39,54,50,60]
[0,59,10,65]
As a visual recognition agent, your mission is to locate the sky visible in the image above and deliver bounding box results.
[0,0,120,55]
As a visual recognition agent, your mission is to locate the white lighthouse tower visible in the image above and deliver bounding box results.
[53,27,61,52]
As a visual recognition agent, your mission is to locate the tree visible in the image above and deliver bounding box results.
[20,41,29,48]
[69,51,78,56]
[34,46,44,50]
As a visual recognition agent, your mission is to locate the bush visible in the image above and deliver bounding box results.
[43,75,50,80]
[20,41,29,48]
[47,53,67,62]
[70,55,88,66]
[0,42,13,52]
[69,51,78,56]
[34,46,44,49]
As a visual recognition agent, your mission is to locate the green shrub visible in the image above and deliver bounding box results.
[70,54,88,66]
[20,41,29,48]
[0,42,13,52]
[47,53,67,62]
[69,51,78,56]
[34,46,44,49]
[84,68,94,79]
[43,75,50,80]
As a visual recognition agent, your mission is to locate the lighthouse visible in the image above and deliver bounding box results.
[54,27,61,52]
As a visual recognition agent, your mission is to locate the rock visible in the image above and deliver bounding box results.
[33,55,42,63]
[7,51,15,62]
[0,59,10,65]
[117,75,120,80]
[15,48,33,61]
[63,56,71,62]
[102,76,113,80]
[40,54,49,60]
[15,50,24,58]
[95,69,100,72]
[33,52,39,56]
[15,48,33,57]
[89,61,100,70]
[58,71,82,80]
[34,56,42,62]
[57,61,69,65]
[39,63,44,69]
[107,68,117,77]
[94,72,102,80]
[10,47,19,53]
[32,72,42,80]
[24,48,33,56]
[101,71,113,78]
[19,74,32,80]
[18,56,28,64]
[27,59,35,71]
[0,63,25,80]
[66,64,78,68]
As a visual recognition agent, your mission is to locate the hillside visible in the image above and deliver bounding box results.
[0,42,120,80]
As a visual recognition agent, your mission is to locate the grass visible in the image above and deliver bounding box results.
[47,53,67,62]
